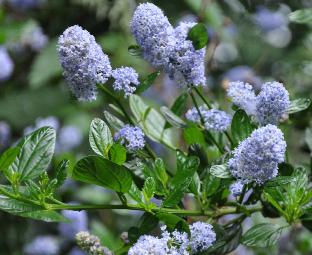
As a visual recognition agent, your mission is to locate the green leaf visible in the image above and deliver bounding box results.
[156,212,187,230]
[171,92,188,116]
[28,39,62,88]
[0,196,67,222]
[210,164,232,178]
[19,210,69,222]
[183,126,206,146]
[241,223,285,247]
[289,9,312,24]
[231,110,253,146]
[128,45,142,56]
[0,147,20,174]
[154,158,168,187]
[163,152,199,207]
[129,95,178,149]
[136,71,160,94]
[187,23,209,50]
[142,177,156,201]
[103,111,124,131]
[212,224,242,254]
[89,118,113,158]
[287,98,311,114]
[203,174,221,197]
[53,159,69,189]
[171,151,199,188]
[127,182,143,204]
[72,155,132,193]
[160,106,186,128]
[9,127,56,182]
[109,144,126,165]
[163,178,193,207]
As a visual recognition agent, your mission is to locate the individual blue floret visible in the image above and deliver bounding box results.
[0,47,14,82]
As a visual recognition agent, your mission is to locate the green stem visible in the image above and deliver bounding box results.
[0,187,43,207]
[49,202,262,218]
[98,85,134,125]
[193,86,213,109]
[99,85,156,160]
[213,203,262,218]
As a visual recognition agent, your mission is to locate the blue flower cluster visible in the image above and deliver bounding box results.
[228,124,286,184]
[131,3,206,87]
[229,181,244,197]
[57,125,83,152]
[189,222,216,253]
[227,81,290,125]
[227,81,257,115]
[168,21,206,87]
[24,236,59,255]
[0,121,11,150]
[23,116,83,152]
[58,210,88,240]
[0,47,14,82]
[58,25,112,101]
[112,67,139,97]
[21,24,48,52]
[7,0,44,10]
[130,2,175,70]
[185,106,232,132]
[256,82,290,125]
[254,6,288,32]
[114,125,145,151]
[128,222,216,254]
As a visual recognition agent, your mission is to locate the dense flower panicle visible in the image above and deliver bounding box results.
[169,22,206,87]
[57,125,83,151]
[254,7,288,32]
[229,181,244,197]
[58,25,112,101]
[76,231,113,255]
[112,67,139,97]
[202,109,232,132]
[228,124,286,184]
[24,236,59,255]
[185,106,231,132]
[114,125,145,151]
[160,225,190,254]
[228,81,290,125]
[227,81,257,115]
[0,121,11,149]
[129,226,190,255]
[0,47,14,81]
[24,116,60,135]
[128,235,168,255]
[59,210,88,240]
[130,3,175,69]
[189,222,216,253]
[255,81,290,125]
